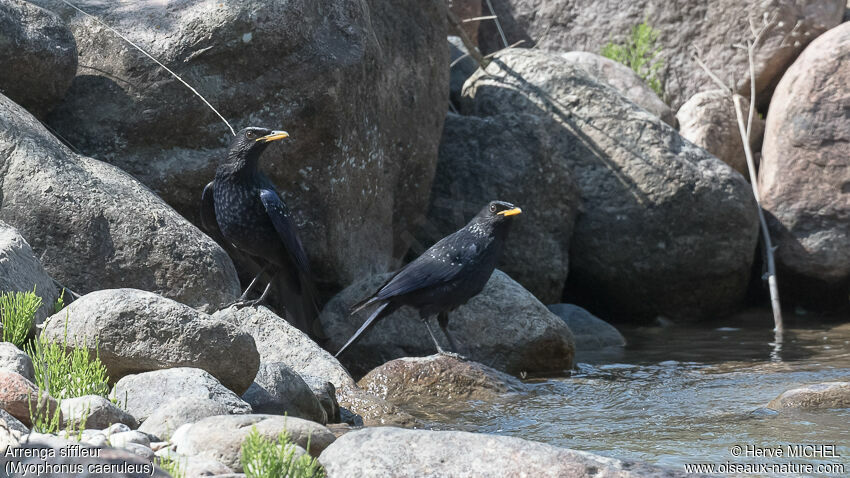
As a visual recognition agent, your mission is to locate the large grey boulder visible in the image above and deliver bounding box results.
[214,306,415,427]
[424,112,580,303]
[320,269,575,377]
[213,306,353,390]
[112,367,252,423]
[173,414,335,471]
[242,362,327,424]
[319,427,705,477]
[462,49,759,322]
[759,22,850,304]
[0,223,59,325]
[0,93,240,311]
[560,51,675,126]
[37,0,448,292]
[677,90,764,177]
[0,342,35,382]
[0,0,77,118]
[478,0,845,109]
[42,289,259,393]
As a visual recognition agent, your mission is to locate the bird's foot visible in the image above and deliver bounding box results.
[224,297,265,309]
[436,350,467,361]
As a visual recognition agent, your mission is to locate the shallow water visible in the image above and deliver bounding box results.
[410,310,850,476]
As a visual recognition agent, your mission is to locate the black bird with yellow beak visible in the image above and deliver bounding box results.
[335,200,522,358]
[201,127,323,339]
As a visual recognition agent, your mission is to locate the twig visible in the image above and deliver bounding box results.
[462,15,497,23]
[57,0,235,136]
[484,0,509,49]
[447,9,488,69]
[691,48,731,91]
[692,24,784,333]
[484,40,527,59]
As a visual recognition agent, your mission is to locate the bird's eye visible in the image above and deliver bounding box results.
[246,130,255,139]
[489,204,497,213]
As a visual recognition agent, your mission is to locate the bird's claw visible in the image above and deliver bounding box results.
[437,350,467,361]
[225,298,265,309]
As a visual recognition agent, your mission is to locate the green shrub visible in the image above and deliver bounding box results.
[601,20,665,98]
[0,287,41,347]
[241,426,325,478]
[25,323,110,400]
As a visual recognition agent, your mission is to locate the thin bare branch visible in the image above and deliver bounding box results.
[745,40,756,141]
[462,15,497,23]
[447,9,488,69]
[58,0,235,135]
[691,48,731,92]
[484,40,527,59]
[450,52,471,68]
[732,94,783,332]
[692,19,784,333]
[484,0,510,49]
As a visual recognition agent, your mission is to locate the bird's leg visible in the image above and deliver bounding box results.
[423,317,466,360]
[224,264,269,307]
[239,264,269,300]
[422,318,447,355]
[228,281,272,309]
[437,311,463,356]
[436,312,466,360]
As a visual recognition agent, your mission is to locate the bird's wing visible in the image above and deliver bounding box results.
[372,236,467,302]
[258,188,311,275]
[200,181,221,235]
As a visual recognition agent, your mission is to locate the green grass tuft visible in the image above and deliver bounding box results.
[601,19,665,98]
[27,388,62,434]
[0,287,41,347]
[25,321,110,401]
[241,426,325,478]
[54,289,66,314]
[157,455,186,478]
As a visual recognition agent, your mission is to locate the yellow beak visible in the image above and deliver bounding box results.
[498,207,522,217]
[257,130,289,142]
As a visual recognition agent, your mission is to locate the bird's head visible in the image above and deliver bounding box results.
[475,200,522,228]
[223,127,289,171]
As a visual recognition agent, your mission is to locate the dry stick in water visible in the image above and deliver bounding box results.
[691,21,784,334]
[57,0,236,136]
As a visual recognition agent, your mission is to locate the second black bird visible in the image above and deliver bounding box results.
[201,127,323,339]
[335,200,522,357]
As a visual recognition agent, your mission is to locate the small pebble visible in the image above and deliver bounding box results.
[106,423,131,435]
[85,434,108,447]
[109,430,150,448]
[121,442,156,460]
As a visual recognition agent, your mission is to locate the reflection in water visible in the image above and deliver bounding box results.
[409,311,850,474]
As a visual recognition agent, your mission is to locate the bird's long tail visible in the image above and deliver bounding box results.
[335,302,391,358]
